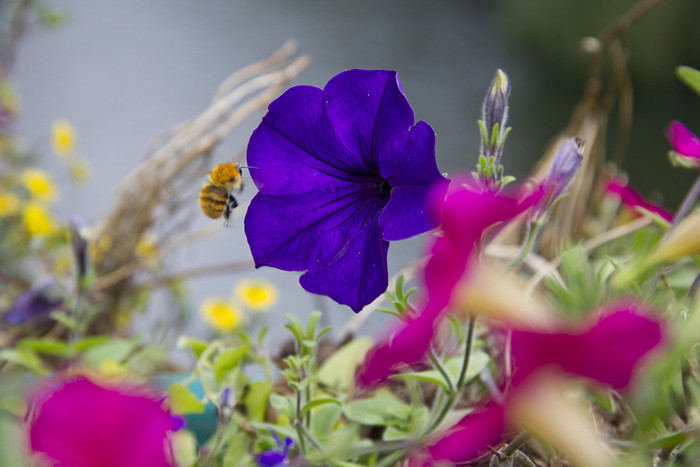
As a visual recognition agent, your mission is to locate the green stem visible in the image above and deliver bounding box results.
[424,317,478,434]
[456,316,477,390]
[506,221,541,271]
[295,390,307,454]
[428,347,455,393]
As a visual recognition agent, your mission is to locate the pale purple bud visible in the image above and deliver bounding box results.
[480,69,511,160]
[546,137,584,201]
[217,386,234,425]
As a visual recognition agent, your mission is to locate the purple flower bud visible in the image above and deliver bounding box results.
[3,281,63,325]
[533,137,584,220]
[480,69,511,161]
[68,216,88,281]
[217,386,234,425]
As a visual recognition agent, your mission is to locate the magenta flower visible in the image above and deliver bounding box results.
[665,121,700,161]
[413,306,664,466]
[356,180,542,387]
[245,69,447,312]
[605,177,673,223]
[29,375,174,467]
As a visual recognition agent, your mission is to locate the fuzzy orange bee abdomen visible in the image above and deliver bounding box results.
[199,183,230,219]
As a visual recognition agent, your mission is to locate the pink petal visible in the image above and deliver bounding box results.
[29,376,174,467]
[666,121,700,160]
[356,180,543,387]
[410,401,506,466]
[511,305,665,389]
[605,177,673,223]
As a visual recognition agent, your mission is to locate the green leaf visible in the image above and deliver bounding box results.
[310,403,342,440]
[317,337,374,390]
[81,338,140,367]
[17,338,69,356]
[268,393,295,420]
[301,398,342,416]
[0,415,28,467]
[0,349,48,374]
[243,381,273,422]
[392,352,490,390]
[49,311,77,330]
[284,313,304,344]
[213,346,249,381]
[70,335,110,353]
[168,383,206,414]
[222,431,254,467]
[342,397,411,426]
[305,311,323,340]
[677,65,700,96]
[176,336,208,359]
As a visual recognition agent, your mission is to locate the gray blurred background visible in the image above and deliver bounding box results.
[11,0,700,347]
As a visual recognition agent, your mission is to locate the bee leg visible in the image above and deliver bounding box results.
[222,195,238,227]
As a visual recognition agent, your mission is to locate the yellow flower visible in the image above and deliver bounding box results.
[22,202,56,237]
[21,168,59,203]
[69,158,91,183]
[0,190,20,216]
[51,119,77,157]
[200,298,244,333]
[234,279,278,312]
[135,232,160,268]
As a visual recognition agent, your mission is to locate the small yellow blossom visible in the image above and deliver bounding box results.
[235,279,279,312]
[135,232,160,268]
[0,190,20,216]
[69,158,91,183]
[98,359,130,378]
[21,168,59,203]
[200,297,244,333]
[22,202,56,237]
[51,119,77,157]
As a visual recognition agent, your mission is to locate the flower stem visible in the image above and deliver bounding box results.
[506,221,541,271]
[424,317,477,434]
[295,390,307,454]
[428,347,455,394]
[666,172,700,238]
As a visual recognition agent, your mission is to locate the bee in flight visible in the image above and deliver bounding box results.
[199,162,243,226]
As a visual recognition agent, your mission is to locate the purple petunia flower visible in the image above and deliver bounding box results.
[256,430,293,467]
[244,69,448,312]
[28,375,175,467]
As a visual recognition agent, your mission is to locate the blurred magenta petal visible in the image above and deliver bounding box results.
[30,375,174,467]
[356,180,542,387]
[606,177,673,222]
[511,306,664,389]
[666,121,700,160]
[410,401,506,466]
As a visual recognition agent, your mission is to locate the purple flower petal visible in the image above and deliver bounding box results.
[3,282,63,325]
[299,213,388,312]
[666,121,700,160]
[245,69,445,311]
[29,376,174,467]
[324,70,415,164]
[511,306,664,389]
[411,401,507,466]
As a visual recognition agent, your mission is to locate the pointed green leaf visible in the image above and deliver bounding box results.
[677,66,700,96]
[213,346,249,381]
[244,381,273,422]
[168,383,206,414]
[176,336,208,359]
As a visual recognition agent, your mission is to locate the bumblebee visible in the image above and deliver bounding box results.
[199,162,243,226]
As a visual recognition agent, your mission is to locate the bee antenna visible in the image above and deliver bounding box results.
[239,166,258,170]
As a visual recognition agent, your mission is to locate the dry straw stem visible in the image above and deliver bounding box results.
[91,41,310,320]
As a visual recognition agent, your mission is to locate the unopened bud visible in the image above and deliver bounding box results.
[480,69,511,162]
[217,386,235,425]
[533,137,584,221]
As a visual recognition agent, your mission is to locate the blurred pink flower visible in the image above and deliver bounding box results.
[605,177,673,222]
[412,305,665,466]
[356,180,542,387]
[29,375,174,467]
[666,121,700,160]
